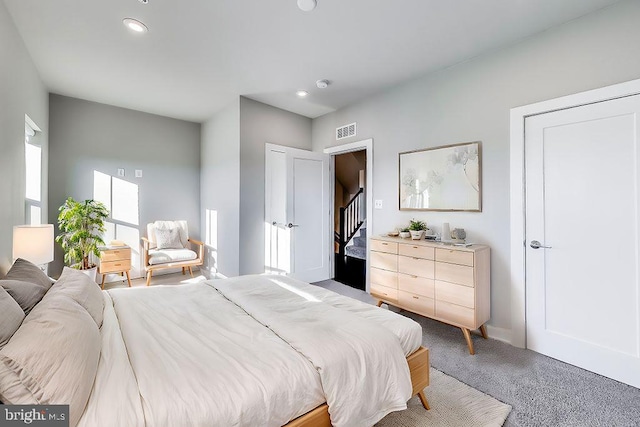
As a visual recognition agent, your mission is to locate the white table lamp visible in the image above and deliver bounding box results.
[12,224,54,265]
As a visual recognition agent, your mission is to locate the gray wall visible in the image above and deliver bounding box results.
[239,97,312,275]
[0,2,49,274]
[200,99,241,277]
[311,0,640,336]
[48,95,201,277]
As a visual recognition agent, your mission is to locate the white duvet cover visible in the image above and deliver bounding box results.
[79,275,422,427]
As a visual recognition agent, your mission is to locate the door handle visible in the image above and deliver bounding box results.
[530,240,552,249]
[287,223,299,228]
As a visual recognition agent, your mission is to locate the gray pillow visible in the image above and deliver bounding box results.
[0,292,100,427]
[0,280,48,315]
[4,258,54,290]
[155,227,183,249]
[0,287,25,349]
[48,267,104,327]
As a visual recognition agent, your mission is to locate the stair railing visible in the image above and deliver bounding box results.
[337,188,365,257]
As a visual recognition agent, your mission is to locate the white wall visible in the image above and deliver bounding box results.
[201,99,241,277]
[239,97,312,275]
[48,95,201,277]
[0,2,49,274]
[311,0,640,337]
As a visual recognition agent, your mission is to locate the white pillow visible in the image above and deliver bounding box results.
[48,267,104,327]
[155,226,183,249]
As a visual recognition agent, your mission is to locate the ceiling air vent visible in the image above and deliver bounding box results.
[336,122,356,140]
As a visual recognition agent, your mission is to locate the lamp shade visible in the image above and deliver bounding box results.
[13,224,54,265]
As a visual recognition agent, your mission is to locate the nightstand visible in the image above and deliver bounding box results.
[98,246,132,289]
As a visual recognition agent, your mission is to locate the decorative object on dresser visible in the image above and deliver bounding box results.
[408,219,428,240]
[98,245,132,289]
[399,141,482,211]
[370,235,490,354]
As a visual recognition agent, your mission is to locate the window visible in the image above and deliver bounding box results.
[25,120,42,225]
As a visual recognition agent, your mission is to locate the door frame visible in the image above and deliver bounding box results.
[324,139,373,292]
[509,78,640,348]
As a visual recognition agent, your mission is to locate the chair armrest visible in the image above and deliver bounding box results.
[188,238,205,262]
[141,237,151,267]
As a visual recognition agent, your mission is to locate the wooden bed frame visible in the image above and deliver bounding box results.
[284,346,430,427]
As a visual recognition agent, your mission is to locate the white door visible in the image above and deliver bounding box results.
[265,144,331,283]
[525,94,640,388]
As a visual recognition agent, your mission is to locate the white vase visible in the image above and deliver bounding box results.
[410,230,425,240]
[441,222,451,242]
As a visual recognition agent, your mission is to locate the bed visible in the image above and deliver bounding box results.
[0,261,429,427]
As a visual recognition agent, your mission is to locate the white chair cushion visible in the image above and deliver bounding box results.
[148,249,198,266]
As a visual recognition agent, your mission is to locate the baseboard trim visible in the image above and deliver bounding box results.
[485,325,511,344]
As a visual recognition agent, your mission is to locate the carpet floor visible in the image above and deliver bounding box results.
[377,369,511,427]
[313,280,640,427]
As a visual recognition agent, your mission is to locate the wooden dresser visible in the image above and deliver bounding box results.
[370,236,490,354]
[98,246,132,289]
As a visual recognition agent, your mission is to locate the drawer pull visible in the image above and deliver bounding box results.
[413,257,419,260]
[412,246,418,249]
[115,263,121,266]
[412,296,419,300]
[381,243,388,245]
[411,275,418,279]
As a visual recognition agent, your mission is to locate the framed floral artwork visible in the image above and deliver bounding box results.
[399,141,482,211]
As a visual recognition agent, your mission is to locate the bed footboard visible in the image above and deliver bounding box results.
[284,346,430,427]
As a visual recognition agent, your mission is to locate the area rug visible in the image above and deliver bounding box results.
[377,369,512,427]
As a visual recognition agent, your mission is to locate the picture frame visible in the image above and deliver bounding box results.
[399,141,482,211]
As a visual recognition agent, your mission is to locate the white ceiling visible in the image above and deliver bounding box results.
[4,0,623,122]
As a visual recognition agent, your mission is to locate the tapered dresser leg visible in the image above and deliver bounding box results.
[376,300,383,307]
[461,328,475,355]
[417,391,430,410]
[125,271,132,287]
[100,275,106,290]
[479,324,488,339]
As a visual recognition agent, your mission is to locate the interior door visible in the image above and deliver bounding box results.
[265,144,331,283]
[525,94,640,388]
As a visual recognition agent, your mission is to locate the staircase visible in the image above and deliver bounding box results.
[345,224,366,260]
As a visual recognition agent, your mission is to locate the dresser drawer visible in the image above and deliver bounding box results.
[370,240,398,254]
[398,244,434,260]
[371,283,398,302]
[99,259,131,274]
[371,267,398,289]
[436,300,475,328]
[435,262,474,287]
[398,256,434,279]
[101,248,131,262]
[398,291,435,317]
[435,280,475,309]
[435,248,474,267]
[371,252,398,272]
[398,274,434,298]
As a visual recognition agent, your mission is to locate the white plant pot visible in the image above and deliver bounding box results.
[79,267,98,283]
[410,230,425,240]
[399,231,411,239]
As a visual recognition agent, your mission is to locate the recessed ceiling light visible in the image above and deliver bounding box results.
[297,0,317,12]
[123,18,148,34]
[296,90,309,98]
[316,79,330,89]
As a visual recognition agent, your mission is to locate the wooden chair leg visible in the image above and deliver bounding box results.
[188,266,194,277]
[417,391,430,410]
[146,271,153,286]
[461,327,475,355]
[182,267,186,275]
[376,300,383,307]
[479,324,488,339]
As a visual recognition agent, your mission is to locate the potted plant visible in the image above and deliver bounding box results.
[56,197,110,281]
[399,228,411,239]
[409,219,427,240]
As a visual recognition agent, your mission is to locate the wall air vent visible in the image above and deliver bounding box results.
[336,122,357,140]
